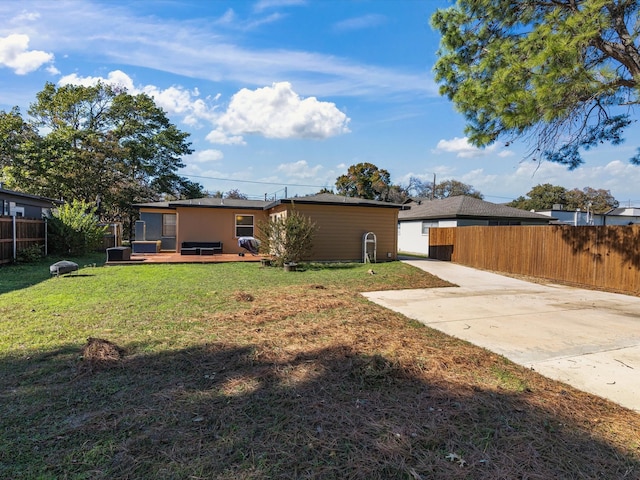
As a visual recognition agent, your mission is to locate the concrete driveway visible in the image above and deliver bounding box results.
[363,258,640,412]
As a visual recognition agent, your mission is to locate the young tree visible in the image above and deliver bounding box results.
[335,163,392,200]
[256,209,316,267]
[47,200,108,255]
[432,1,640,168]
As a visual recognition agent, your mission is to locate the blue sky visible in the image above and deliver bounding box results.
[1,0,639,205]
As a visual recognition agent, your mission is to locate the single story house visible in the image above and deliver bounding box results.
[535,205,640,226]
[0,185,61,218]
[134,193,402,262]
[398,196,554,256]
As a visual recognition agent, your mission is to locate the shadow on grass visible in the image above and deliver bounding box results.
[0,253,105,295]
[1,342,638,479]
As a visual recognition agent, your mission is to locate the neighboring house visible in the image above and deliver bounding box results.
[0,186,61,218]
[135,193,402,262]
[536,206,640,226]
[398,196,554,256]
[603,207,640,225]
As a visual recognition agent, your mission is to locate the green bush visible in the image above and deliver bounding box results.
[16,244,44,263]
[256,209,316,267]
[47,200,108,255]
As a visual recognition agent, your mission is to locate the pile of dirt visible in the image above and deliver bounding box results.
[79,337,125,372]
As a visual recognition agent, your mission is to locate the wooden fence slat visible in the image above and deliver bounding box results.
[429,225,640,296]
[0,216,46,265]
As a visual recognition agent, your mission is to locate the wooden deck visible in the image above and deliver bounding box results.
[106,252,266,265]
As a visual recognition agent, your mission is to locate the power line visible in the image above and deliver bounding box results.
[183,174,329,189]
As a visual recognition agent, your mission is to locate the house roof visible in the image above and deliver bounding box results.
[605,207,640,216]
[270,193,403,209]
[0,186,62,206]
[399,196,553,221]
[136,193,404,210]
[133,201,174,209]
[171,197,269,209]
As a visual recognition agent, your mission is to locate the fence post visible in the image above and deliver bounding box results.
[45,218,48,256]
[12,214,16,260]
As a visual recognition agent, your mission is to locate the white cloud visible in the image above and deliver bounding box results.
[243,13,286,30]
[205,129,247,145]
[188,149,224,164]
[58,70,218,125]
[59,70,135,90]
[0,34,54,74]
[210,82,350,144]
[433,136,502,158]
[46,65,60,75]
[10,11,41,23]
[333,14,386,32]
[253,0,306,13]
[277,160,322,179]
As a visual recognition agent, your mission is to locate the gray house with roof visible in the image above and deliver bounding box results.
[535,205,640,226]
[0,186,61,218]
[398,196,554,256]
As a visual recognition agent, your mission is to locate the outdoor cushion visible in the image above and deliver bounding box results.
[181,241,223,254]
[50,260,79,276]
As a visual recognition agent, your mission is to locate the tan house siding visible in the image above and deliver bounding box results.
[176,207,269,254]
[280,203,398,262]
[136,194,401,261]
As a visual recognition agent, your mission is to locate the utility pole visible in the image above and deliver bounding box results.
[431,173,436,200]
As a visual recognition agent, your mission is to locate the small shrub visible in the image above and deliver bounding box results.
[16,244,44,263]
[256,208,316,267]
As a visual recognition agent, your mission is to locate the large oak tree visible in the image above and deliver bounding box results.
[432,0,640,168]
[0,82,203,235]
[508,183,619,212]
[335,162,393,201]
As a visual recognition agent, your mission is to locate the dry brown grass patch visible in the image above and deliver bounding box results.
[79,337,125,371]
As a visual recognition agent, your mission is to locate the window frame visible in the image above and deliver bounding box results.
[235,213,254,238]
[162,213,177,237]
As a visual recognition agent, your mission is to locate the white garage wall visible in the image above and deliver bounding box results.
[398,220,430,256]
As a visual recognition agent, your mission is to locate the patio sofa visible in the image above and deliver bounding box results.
[180,241,223,255]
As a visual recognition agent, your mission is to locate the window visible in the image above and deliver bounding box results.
[235,214,254,237]
[162,214,176,237]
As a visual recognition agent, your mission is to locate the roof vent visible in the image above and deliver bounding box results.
[553,204,564,210]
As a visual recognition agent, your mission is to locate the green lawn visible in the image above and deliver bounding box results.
[1,257,639,479]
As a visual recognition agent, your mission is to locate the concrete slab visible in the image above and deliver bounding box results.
[363,259,640,412]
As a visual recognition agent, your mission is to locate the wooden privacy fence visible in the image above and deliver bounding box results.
[429,225,640,296]
[0,217,46,265]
